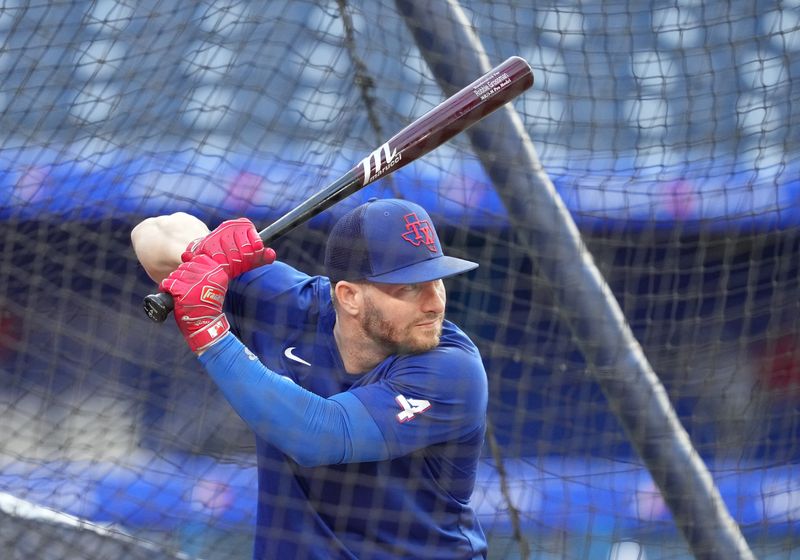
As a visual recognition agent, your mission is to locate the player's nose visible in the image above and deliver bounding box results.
[419,281,445,314]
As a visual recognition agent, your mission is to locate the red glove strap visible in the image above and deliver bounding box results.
[186,314,230,354]
[161,255,232,354]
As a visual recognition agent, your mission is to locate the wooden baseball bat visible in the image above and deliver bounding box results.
[143,55,533,322]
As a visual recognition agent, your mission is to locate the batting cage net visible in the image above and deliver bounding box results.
[0,0,798,558]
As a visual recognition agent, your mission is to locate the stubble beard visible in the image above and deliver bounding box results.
[361,298,442,356]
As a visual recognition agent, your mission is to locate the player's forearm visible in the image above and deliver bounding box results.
[131,212,210,283]
[198,334,389,467]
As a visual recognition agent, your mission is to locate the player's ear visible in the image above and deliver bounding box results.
[333,281,362,317]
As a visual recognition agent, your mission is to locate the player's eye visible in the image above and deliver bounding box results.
[394,284,420,296]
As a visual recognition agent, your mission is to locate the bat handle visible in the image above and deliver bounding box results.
[143,291,174,323]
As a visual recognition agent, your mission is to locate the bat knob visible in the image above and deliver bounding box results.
[143,292,174,323]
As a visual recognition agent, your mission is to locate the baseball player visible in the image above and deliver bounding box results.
[131,198,489,559]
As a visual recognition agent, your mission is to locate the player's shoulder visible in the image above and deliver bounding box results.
[428,320,483,366]
[231,261,330,301]
[384,323,487,412]
[439,320,481,354]
[396,321,486,383]
[234,260,312,288]
[226,261,333,324]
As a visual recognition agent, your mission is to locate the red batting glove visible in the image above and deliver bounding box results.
[183,218,276,278]
[161,255,231,354]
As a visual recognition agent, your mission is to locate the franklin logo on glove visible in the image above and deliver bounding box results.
[201,286,225,306]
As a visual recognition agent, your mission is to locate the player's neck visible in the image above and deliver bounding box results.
[333,317,389,375]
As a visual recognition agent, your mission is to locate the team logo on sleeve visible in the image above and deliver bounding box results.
[395,394,431,423]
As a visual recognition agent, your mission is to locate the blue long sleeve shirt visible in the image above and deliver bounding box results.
[198,261,488,560]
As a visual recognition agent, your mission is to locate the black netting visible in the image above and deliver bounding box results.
[0,0,797,558]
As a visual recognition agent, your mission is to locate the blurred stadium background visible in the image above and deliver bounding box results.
[0,0,798,558]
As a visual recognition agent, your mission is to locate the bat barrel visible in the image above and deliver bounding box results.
[372,56,533,185]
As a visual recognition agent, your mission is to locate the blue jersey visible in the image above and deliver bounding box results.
[220,261,488,559]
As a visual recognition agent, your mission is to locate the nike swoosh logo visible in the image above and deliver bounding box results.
[284,346,311,367]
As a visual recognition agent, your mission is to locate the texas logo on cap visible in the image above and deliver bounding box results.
[401,213,438,253]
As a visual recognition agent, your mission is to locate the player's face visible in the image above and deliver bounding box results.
[361,280,446,355]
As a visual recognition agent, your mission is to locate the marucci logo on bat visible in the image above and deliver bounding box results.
[360,142,402,184]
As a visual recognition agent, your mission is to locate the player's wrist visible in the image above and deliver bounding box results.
[187,314,231,354]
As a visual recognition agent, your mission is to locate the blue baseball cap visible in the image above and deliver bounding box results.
[324,198,478,284]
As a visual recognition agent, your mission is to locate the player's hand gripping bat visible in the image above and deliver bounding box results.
[143,55,534,323]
